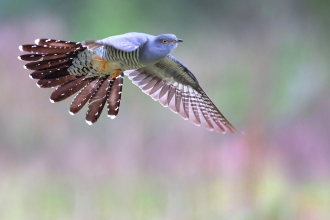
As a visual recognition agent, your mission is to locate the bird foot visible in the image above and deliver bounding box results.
[93,57,107,72]
[110,69,121,80]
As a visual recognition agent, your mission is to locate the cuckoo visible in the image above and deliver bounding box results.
[18,32,236,133]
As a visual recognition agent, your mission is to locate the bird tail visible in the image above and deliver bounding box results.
[18,39,124,124]
[18,39,85,88]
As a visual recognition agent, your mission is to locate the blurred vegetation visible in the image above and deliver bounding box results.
[1,0,330,219]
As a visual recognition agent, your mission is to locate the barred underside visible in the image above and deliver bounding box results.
[102,45,145,70]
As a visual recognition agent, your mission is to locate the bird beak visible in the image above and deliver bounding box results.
[177,39,183,43]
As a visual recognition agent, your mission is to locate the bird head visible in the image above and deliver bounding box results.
[153,34,183,52]
[140,34,183,65]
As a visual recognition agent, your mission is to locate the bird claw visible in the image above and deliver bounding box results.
[110,69,121,80]
[93,57,107,72]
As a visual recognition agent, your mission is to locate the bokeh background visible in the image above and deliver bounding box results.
[1,0,330,219]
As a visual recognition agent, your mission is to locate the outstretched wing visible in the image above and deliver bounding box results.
[125,55,236,133]
[83,32,149,52]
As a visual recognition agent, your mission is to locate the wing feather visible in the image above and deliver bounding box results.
[142,78,158,91]
[159,84,170,99]
[124,55,236,133]
[167,86,176,108]
[83,32,148,52]
[182,86,190,119]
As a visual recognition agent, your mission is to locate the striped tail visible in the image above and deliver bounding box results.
[18,39,124,124]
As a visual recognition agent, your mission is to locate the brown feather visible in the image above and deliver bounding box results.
[37,75,76,88]
[19,54,47,61]
[82,41,103,50]
[213,119,226,133]
[175,89,182,114]
[159,84,170,99]
[30,67,69,79]
[158,85,170,107]
[85,77,111,124]
[36,39,82,47]
[204,101,226,133]
[142,78,158,91]
[190,89,201,125]
[39,67,71,79]
[50,77,89,102]
[197,89,236,133]
[20,44,78,54]
[137,76,152,86]
[167,86,176,106]
[107,73,124,118]
[24,58,72,70]
[69,78,102,114]
[208,107,228,132]
[149,81,165,101]
[132,73,148,82]
[182,87,190,119]
[196,93,214,129]
[19,53,76,62]
[126,70,139,78]
[148,80,163,95]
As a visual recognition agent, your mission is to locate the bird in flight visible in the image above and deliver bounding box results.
[18,32,236,133]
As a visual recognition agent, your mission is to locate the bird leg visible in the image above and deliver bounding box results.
[110,69,121,80]
[93,56,121,78]
[93,57,107,72]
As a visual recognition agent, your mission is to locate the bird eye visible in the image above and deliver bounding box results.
[162,39,168,44]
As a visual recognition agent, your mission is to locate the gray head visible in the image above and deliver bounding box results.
[140,34,183,65]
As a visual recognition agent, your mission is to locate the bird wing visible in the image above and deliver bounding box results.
[83,32,149,52]
[125,55,236,133]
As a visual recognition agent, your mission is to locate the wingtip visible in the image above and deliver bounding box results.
[34,39,40,45]
[18,45,24,51]
[229,125,239,134]
[227,128,240,134]
[68,110,75,115]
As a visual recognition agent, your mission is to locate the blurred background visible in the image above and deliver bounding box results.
[1,0,330,219]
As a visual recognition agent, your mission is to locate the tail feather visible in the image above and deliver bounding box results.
[30,67,69,79]
[19,38,126,125]
[19,44,78,54]
[34,66,70,79]
[35,39,81,47]
[24,58,72,70]
[18,53,76,62]
[107,73,124,118]
[37,75,76,88]
[69,78,102,114]
[85,77,112,124]
[19,38,87,89]
[50,76,89,102]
